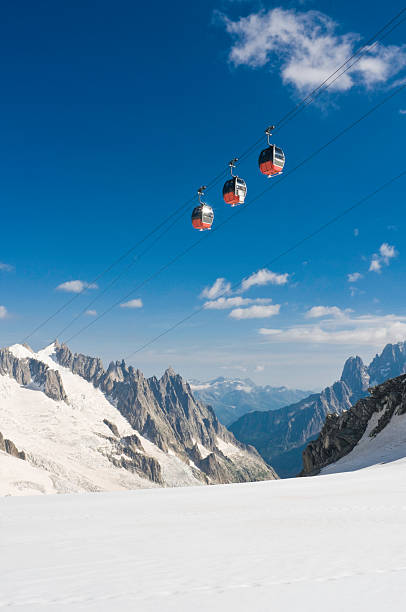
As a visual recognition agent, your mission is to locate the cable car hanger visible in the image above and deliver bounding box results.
[191,186,214,231]
[222,158,247,207]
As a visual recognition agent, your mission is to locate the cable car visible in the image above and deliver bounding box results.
[222,158,247,206]
[258,125,285,177]
[191,186,214,231]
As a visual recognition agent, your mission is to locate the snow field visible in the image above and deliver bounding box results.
[1,459,406,610]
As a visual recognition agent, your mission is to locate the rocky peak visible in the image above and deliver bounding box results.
[301,374,406,476]
[52,343,276,484]
[340,356,369,400]
[368,342,406,385]
[0,349,67,403]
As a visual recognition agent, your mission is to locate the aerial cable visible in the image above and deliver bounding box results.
[21,167,228,344]
[21,7,406,344]
[63,80,406,345]
[54,204,191,338]
[54,9,406,337]
[125,167,406,359]
[236,8,406,163]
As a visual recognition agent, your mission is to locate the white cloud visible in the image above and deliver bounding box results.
[204,297,272,310]
[0,262,13,272]
[259,313,406,346]
[56,280,98,293]
[240,268,289,292]
[348,272,363,283]
[379,243,396,261]
[353,228,359,237]
[200,278,231,300]
[369,258,382,272]
[230,304,281,319]
[120,299,143,309]
[305,305,348,319]
[220,7,406,94]
[369,242,397,273]
[255,364,265,372]
[0,305,8,319]
[400,109,406,114]
[85,310,97,316]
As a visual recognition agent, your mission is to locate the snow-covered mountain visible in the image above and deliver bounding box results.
[0,342,276,495]
[230,341,406,478]
[189,376,311,425]
[302,373,406,476]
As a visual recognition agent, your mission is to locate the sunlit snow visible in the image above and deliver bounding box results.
[1,460,406,610]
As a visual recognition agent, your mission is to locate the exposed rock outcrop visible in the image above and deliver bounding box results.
[54,343,277,484]
[0,431,26,460]
[230,381,353,478]
[0,349,67,402]
[230,341,406,478]
[301,374,406,475]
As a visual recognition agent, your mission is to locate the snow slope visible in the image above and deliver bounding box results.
[0,460,405,611]
[322,409,406,474]
[0,343,201,493]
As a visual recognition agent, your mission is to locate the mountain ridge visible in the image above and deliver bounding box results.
[0,341,276,495]
[230,341,406,477]
[189,376,312,425]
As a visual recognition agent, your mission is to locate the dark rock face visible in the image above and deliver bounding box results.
[103,419,120,438]
[0,349,67,403]
[230,381,353,478]
[229,341,406,478]
[0,431,26,460]
[54,343,277,484]
[301,375,406,475]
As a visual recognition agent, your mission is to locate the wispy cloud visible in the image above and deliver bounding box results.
[200,278,231,300]
[369,242,397,273]
[85,309,97,316]
[230,304,280,319]
[260,313,406,345]
[348,272,363,283]
[0,262,14,272]
[56,280,98,293]
[220,7,406,95]
[204,296,272,310]
[0,305,8,319]
[240,268,289,292]
[305,305,349,319]
[400,109,406,114]
[120,299,143,309]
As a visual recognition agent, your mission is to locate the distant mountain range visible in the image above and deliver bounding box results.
[189,377,312,425]
[230,342,406,478]
[0,342,276,495]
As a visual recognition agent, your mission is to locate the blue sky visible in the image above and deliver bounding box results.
[1,0,405,388]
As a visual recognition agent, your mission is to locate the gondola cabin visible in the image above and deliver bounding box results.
[222,177,247,206]
[258,145,285,177]
[191,203,214,231]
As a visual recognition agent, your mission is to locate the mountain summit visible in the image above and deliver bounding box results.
[0,342,276,495]
[230,341,406,477]
[189,377,311,425]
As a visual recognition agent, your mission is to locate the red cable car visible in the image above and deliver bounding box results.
[191,186,214,231]
[258,125,285,177]
[222,158,247,206]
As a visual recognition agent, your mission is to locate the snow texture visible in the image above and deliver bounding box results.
[1,459,406,610]
[0,343,201,493]
[322,408,406,474]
